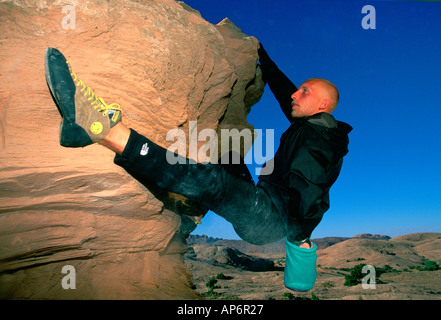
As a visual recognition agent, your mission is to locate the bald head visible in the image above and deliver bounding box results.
[290,78,339,118]
[305,78,339,113]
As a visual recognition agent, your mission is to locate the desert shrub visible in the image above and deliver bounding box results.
[344,264,402,286]
[344,263,366,286]
[216,273,226,279]
[206,277,218,293]
[423,260,439,271]
[408,260,439,271]
[376,264,398,275]
[283,292,295,300]
[311,292,319,300]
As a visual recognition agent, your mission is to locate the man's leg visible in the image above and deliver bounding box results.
[109,124,286,245]
[99,122,131,155]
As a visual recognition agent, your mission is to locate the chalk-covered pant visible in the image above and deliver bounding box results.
[114,129,291,245]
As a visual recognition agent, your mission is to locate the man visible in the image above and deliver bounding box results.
[45,44,351,292]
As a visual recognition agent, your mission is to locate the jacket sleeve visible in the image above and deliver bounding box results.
[287,141,331,241]
[258,43,297,123]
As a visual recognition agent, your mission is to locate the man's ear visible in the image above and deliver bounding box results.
[319,99,330,111]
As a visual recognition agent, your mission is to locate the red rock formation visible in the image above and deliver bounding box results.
[0,0,264,299]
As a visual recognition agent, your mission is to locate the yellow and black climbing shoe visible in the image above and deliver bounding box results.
[45,47,121,147]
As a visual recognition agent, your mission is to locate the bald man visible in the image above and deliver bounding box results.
[45,44,351,292]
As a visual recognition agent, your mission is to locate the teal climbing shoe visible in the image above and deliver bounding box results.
[284,238,317,292]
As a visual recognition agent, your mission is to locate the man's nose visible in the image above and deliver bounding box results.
[291,91,299,100]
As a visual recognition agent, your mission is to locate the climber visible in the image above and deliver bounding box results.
[44,45,352,292]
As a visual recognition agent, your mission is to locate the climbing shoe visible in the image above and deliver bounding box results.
[284,238,317,292]
[45,47,122,147]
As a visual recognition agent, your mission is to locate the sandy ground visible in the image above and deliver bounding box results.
[185,256,441,300]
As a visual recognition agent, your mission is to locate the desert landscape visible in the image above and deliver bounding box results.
[185,232,441,300]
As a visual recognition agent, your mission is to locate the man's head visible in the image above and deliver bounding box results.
[290,78,339,118]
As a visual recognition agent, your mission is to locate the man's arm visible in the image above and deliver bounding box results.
[258,43,297,123]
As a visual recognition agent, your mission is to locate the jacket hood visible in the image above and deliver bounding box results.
[305,113,352,157]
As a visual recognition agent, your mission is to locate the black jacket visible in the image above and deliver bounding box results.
[257,44,352,241]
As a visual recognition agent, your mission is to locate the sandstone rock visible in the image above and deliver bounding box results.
[0,0,264,299]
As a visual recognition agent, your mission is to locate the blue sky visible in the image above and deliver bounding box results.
[184,0,441,239]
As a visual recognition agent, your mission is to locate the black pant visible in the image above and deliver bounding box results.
[114,129,289,245]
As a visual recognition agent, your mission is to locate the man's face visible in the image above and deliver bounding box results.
[290,81,324,118]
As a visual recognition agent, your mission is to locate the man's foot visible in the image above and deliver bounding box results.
[45,47,122,147]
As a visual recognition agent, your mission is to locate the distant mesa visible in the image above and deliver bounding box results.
[353,233,391,240]
[187,234,361,254]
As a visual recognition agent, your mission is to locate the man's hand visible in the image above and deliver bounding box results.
[257,42,272,65]
[257,42,273,84]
